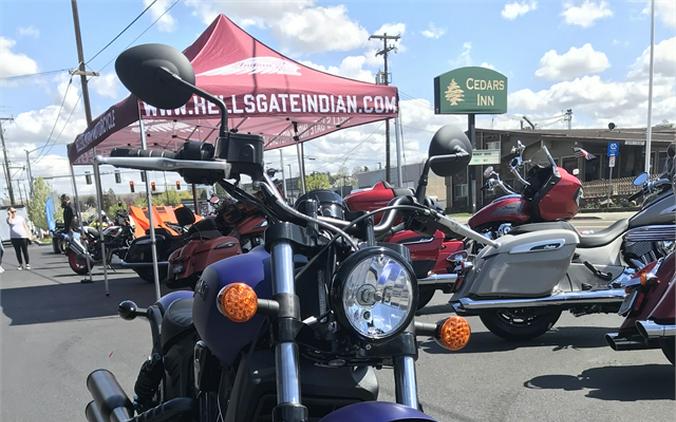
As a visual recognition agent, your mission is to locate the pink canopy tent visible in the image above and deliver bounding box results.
[68,14,398,164]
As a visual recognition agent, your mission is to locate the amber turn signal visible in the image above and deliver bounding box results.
[437,316,471,351]
[217,283,258,323]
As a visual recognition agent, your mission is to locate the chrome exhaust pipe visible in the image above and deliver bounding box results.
[636,320,676,339]
[453,288,625,311]
[86,369,133,422]
[85,401,105,422]
[605,333,654,351]
[418,273,457,286]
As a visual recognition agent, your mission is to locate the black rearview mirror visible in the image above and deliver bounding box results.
[115,44,195,109]
[427,125,472,177]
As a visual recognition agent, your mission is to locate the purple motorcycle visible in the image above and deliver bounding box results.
[84,44,477,422]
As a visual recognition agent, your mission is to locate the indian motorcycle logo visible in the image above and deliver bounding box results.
[444,78,465,106]
[197,57,302,77]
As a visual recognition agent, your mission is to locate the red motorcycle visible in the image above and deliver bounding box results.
[344,182,465,308]
[468,142,583,236]
[166,195,267,289]
[606,252,675,364]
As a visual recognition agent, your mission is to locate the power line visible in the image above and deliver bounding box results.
[0,68,70,81]
[35,94,83,164]
[83,0,160,67]
[31,77,74,163]
[96,0,182,73]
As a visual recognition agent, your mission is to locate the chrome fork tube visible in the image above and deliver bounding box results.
[271,241,302,406]
[394,355,419,409]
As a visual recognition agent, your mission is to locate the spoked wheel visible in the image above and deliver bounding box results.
[480,309,562,341]
[660,338,675,365]
[417,286,436,310]
[67,250,90,275]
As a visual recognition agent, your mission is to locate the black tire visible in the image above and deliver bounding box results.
[52,237,61,254]
[660,338,675,365]
[136,267,167,284]
[67,250,89,275]
[417,286,436,310]
[480,309,562,341]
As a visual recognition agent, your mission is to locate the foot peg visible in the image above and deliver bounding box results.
[583,261,613,281]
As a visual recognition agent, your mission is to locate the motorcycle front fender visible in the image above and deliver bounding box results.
[319,402,436,422]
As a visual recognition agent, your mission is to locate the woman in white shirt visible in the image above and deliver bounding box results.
[6,208,30,270]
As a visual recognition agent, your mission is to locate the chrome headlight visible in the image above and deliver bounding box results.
[332,247,417,342]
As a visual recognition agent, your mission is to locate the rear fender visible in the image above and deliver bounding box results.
[319,402,436,422]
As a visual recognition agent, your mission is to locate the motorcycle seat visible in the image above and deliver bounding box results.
[85,227,100,238]
[160,298,194,352]
[508,219,629,248]
[576,218,629,248]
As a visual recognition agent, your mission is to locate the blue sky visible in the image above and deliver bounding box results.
[0,0,674,197]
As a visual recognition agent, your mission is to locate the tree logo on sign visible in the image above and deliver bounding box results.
[445,79,465,106]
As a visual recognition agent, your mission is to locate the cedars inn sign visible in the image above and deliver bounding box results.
[434,67,508,114]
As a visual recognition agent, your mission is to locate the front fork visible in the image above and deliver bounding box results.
[270,239,308,421]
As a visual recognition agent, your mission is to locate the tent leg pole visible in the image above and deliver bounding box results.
[296,142,305,195]
[192,184,199,215]
[395,116,403,187]
[138,112,162,301]
[92,161,109,296]
[279,149,287,199]
[69,163,93,283]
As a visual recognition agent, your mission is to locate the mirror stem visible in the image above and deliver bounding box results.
[161,69,228,137]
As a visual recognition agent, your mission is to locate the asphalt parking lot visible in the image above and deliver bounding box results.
[1,214,673,422]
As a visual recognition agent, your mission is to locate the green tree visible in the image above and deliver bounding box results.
[26,177,53,230]
[306,172,331,191]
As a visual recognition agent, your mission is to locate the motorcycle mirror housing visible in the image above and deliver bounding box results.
[633,172,650,186]
[483,166,494,178]
[115,44,195,109]
[427,125,472,177]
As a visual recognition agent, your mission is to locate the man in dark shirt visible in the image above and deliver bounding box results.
[60,194,75,233]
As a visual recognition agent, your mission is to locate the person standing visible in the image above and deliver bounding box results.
[0,235,5,273]
[6,207,30,270]
[61,194,75,234]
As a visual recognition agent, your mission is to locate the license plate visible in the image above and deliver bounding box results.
[618,290,639,316]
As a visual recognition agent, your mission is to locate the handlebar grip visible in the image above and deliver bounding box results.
[110,148,177,159]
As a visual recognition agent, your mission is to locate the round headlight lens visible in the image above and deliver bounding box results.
[336,248,416,341]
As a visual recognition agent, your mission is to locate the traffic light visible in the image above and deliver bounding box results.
[85,171,92,185]
[175,180,181,190]
[150,181,156,192]
[129,180,135,193]
[114,170,121,184]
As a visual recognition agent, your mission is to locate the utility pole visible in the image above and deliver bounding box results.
[70,0,97,125]
[25,150,33,197]
[564,109,573,131]
[0,117,16,205]
[370,32,400,184]
[644,0,655,173]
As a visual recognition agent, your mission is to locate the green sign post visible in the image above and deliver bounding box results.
[434,66,507,114]
[434,66,508,212]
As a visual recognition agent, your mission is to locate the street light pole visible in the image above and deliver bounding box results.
[0,117,16,205]
[644,0,655,173]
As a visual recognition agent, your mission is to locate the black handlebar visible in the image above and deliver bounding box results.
[110,148,177,159]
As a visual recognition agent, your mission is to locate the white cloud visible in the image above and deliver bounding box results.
[535,43,609,80]
[301,56,375,82]
[421,22,446,39]
[628,36,676,79]
[450,42,473,67]
[17,25,40,38]
[562,1,613,28]
[143,0,176,32]
[273,5,369,53]
[643,0,676,28]
[501,1,537,20]
[0,36,39,78]
[184,0,367,54]
[89,72,123,99]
